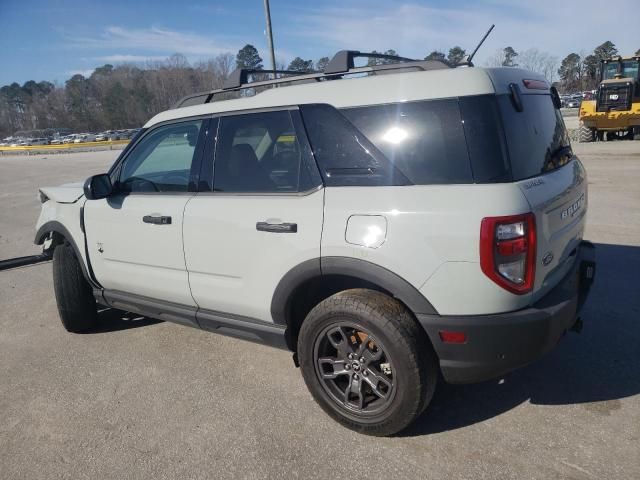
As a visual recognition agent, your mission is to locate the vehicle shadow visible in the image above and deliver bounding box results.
[84,307,163,334]
[402,242,640,436]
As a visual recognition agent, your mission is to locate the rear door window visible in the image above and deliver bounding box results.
[214,110,320,193]
[497,94,572,180]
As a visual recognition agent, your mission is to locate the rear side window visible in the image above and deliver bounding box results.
[302,99,510,186]
[458,96,511,183]
[343,100,473,184]
[498,94,572,180]
[214,110,320,193]
[299,104,410,186]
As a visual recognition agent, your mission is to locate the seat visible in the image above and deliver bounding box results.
[218,144,275,192]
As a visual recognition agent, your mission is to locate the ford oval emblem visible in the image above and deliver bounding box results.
[609,94,619,100]
[542,252,554,266]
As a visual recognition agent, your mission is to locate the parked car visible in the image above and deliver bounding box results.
[567,98,581,108]
[35,50,595,436]
[95,132,110,142]
[74,134,97,143]
[28,137,49,146]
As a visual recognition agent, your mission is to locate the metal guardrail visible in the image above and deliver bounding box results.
[0,139,130,152]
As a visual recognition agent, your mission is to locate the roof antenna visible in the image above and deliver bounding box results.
[465,24,495,66]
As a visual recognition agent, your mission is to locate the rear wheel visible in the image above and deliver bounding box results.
[578,122,595,143]
[52,242,98,333]
[633,126,640,140]
[298,289,438,436]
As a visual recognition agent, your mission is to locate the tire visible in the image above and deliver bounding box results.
[298,289,438,436]
[578,122,594,143]
[633,126,640,141]
[52,242,98,333]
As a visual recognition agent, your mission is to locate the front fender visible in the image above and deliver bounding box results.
[34,219,102,289]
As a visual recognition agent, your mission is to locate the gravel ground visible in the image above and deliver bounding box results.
[0,139,639,479]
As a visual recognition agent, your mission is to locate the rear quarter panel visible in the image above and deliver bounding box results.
[321,184,534,315]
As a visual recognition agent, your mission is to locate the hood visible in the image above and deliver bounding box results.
[39,182,85,204]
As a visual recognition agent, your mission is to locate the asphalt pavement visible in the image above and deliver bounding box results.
[0,141,639,479]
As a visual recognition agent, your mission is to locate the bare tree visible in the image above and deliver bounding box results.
[518,48,559,83]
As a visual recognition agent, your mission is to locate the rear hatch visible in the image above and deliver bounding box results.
[497,89,587,302]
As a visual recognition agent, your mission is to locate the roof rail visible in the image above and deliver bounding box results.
[324,50,417,74]
[173,50,451,109]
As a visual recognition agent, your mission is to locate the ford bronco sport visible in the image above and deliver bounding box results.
[35,51,596,436]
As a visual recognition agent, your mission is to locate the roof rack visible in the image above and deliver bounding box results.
[223,68,315,89]
[323,50,417,74]
[173,50,451,109]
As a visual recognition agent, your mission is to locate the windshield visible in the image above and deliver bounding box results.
[602,60,640,80]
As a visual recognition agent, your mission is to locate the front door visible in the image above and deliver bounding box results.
[84,118,206,307]
[183,109,324,322]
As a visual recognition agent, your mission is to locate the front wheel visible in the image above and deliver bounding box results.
[52,242,98,332]
[298,289,438,436]
[578,122,595,143]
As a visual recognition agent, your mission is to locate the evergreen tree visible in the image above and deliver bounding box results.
[447,46,466,65]
[424,51,446,62]
[558,53,581,90]
[316,56,330,71]
[502,47,518,67]
[235,44,263,70]
[287,57,314,72]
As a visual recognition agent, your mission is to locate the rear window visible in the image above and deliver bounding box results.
[497,93,572,180]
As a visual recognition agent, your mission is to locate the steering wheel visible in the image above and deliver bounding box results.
[163,172,189,186]
[122,176,159,192]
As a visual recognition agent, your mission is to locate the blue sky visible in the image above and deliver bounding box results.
[0,0,637,86]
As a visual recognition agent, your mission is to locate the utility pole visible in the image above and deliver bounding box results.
[263,0,277,77]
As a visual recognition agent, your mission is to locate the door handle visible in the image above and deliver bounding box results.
[256,221,297,233]
[143,215,172,225]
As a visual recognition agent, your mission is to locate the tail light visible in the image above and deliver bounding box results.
[480,213,536,294]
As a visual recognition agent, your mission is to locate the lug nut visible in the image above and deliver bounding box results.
[363,370,368,376]
[345,364,351,370]
[359,357,365,363]
[348,354,354,360]
[353,374,359,380]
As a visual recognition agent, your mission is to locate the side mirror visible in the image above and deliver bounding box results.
[83,174,113,200]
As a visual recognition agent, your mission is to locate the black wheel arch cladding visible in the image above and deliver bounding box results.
[271,256,438,330]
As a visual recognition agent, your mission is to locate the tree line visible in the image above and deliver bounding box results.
[487,41,639,92]
[2,42,638,138]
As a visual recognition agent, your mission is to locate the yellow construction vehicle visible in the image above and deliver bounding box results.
[578,55,640,142]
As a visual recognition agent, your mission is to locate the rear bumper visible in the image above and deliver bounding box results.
[417,241,596,384]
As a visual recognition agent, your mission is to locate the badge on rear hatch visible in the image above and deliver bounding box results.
[560,193,585,219]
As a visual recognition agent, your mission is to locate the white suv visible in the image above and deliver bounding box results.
[35,51,596,436]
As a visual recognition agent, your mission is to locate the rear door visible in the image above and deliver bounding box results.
[498,92,587,301]
[183,109,324,323]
